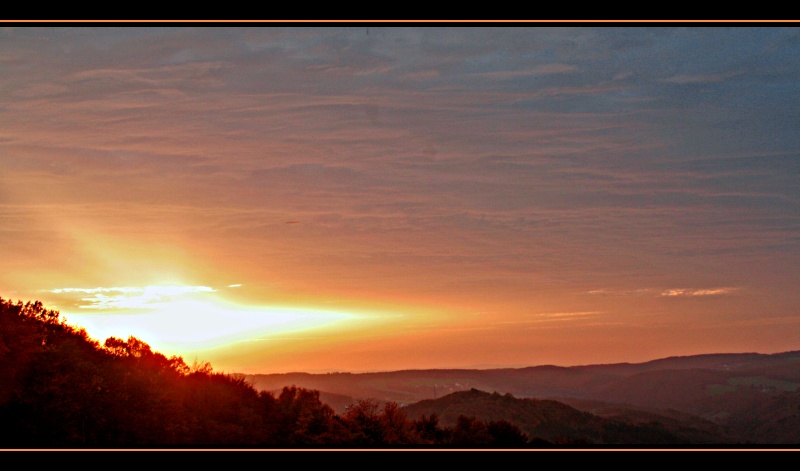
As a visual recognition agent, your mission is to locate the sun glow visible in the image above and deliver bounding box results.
[56,284,362,355]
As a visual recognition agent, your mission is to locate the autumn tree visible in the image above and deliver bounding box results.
[273,386,340,444]
[412,413,447,444]
[449,415,493,445]
[487,419,529,447]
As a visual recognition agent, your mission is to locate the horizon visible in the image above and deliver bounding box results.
[6,295,798,375]
[2,26,799,374]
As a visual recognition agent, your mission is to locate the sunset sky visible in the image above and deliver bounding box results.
[2,26,799,373]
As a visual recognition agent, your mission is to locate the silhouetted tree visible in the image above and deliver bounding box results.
[380,401,419,444]
[0,296,550,447]
[343,398,385,444]
[413,413,447,444]
[487,419,529,447]
[274,386,339,444]
[449,415,492,445]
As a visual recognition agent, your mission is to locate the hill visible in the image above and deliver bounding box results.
[3,296,798,445]
[247,351,800,443]
[247,351,800,407]
[402,389,728,444]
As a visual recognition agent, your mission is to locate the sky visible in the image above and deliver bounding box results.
[1,26,799,373]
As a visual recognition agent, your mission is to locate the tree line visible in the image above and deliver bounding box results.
[0,297,550,447]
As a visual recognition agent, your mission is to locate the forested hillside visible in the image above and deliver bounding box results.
[0,298,540,447]
[4,297,794,447]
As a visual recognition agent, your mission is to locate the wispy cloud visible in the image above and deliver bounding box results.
[499,311,603,325]
[472,64,578,80]
[2,27,800,371]
[589,288,741,298]
[660,287,741,297]
[537,311,602,318]
[588,289,654,296]
[660,71,742,84]
[51,285,215,309]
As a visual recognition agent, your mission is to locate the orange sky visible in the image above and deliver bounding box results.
[1,26,799,373]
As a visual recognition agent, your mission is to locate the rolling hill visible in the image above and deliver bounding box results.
[402,388,727,444]
[247,350,800,443]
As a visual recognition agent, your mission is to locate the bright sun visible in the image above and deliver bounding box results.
[54,284,357,353]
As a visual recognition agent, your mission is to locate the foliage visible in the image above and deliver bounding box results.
[0,297,447,446]
[1,296,709,447]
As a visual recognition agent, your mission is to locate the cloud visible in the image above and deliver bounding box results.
[499,311,603,325]
[660,71,742,85]
[537,311,602,318]
[52,287,145,294]
[590,288,741,298]
[2,28,799,368]
[472,64,578,80]
[659,287,740,297]
[11,83,69,98]
[588,288,655,296]
[51,285,216,309]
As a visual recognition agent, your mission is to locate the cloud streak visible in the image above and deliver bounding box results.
[660,287,741,297]
[660,71,743,84]
[51,285,216,309]
[589,288,742,298]
[1,27,799,371]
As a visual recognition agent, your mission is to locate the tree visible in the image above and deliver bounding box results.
[380,401,419,444]
[413,413,446,444]
[487,419,529,446]
[343,398,385,444]
[449,415,492,445]
[274,386,338,444]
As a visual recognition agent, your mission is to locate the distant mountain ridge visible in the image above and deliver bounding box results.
[247,350,800,405]
[246,350,800,443]
[402,388,729,444]
[4,297,795,446]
